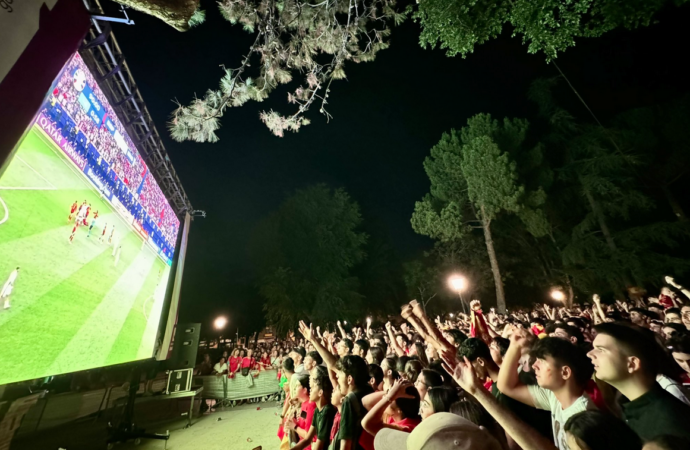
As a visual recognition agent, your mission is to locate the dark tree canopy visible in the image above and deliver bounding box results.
[413,0,689,60]
[249,184,368,334]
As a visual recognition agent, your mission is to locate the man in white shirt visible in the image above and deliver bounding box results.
[289,347,306,374]
[213,356,228,375]
[497,329,596,450]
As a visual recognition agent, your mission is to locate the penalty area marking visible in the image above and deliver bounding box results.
[142,295,153,320]
[16,156,57,190]
[0,196,7,225]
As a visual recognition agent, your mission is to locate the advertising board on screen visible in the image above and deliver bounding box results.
[0,52,180,386]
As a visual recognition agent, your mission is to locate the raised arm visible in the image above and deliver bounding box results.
[385,322,405,357]
[407,300,454,352]
[667,276,690,301]
[441,353,557,450]
[362,380,415,436]
[337,320,347,339]
[496,329,535,407]
[592,294,606,324]
[299,321,338,369]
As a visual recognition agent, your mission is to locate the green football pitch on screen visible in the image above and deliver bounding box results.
[0,127,171,386]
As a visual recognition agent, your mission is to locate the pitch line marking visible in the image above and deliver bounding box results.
[16,155,57,190]
[0,196,7,225]
[0,186,57,190]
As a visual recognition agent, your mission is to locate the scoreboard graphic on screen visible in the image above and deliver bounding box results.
[0,52,181,386]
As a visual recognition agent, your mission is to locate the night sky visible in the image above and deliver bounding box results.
[105,2,690,335]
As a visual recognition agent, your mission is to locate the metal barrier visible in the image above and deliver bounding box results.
[193,370,280,403]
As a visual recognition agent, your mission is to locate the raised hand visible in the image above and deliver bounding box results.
[592,294,601,305]
[440,353,481,395]
[666,276,680,288]
[337,320,342,327]
[385,321,392,331]
[386,379,415,401]
[298,320,313,341]
[510,328,531,349]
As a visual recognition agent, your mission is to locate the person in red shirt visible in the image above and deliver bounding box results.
[241,349,256,372]
[260,351,271,370]
[285,373,317,448]
[360,379,421,450]
[228,348,241,375]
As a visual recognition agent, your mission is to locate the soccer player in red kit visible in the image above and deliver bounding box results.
[68,201,78,222]
[68,221,80,243]
[99,223,108,243]
[82,204,91,226]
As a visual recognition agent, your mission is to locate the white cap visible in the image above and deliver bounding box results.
[374,413,502,450]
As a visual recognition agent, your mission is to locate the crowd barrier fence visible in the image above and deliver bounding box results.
[193,369,280,403]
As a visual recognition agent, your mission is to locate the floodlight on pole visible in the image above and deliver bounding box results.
[448,274,469,314]
[448,275,468,293]
[214,316,228,330]
[550,289,566,302]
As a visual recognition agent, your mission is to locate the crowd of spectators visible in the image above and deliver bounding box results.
[45,53,179,253]
[200,275,690,450]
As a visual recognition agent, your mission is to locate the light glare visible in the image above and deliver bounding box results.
[448,275,467,293]
[550,290,565,301]
[214,316,228,330]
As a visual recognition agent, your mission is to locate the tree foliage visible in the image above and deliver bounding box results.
[529,78,690,295]
[250,184,368,335]
[168,0,404,142]
[412,0,688,60]
[412,113,548,311]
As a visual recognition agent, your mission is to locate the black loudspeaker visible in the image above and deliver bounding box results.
[167,323,200,370]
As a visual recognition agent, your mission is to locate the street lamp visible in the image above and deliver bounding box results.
[448,275,467,293]
[214,316,228,330]
[213,316,228,348]
[448,274,468,314]
[550,289,565,302]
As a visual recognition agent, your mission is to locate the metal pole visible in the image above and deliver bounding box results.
[459,293,467,315]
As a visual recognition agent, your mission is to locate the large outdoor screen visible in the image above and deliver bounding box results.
[0,52,180,386]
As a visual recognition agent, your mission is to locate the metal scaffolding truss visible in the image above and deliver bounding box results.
[79,0,193,218]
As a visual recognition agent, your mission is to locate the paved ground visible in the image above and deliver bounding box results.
[11,399,283,450]
[120,401,282,450]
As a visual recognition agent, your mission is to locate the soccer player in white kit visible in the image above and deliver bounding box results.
[1,267,19,310]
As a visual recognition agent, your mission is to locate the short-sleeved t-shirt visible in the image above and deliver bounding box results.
[313,404,337,447]
[297,401,317,444]
[330,392,365,450]
[491,384,552,440]
[621,384,690,441]
[528,385,596,450]
[387,416,421,432]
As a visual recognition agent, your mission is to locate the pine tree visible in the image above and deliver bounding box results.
[167,0,404,142]
[411,114,547,312]
[530,78,690,295]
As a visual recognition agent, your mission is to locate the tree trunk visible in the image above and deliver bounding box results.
[662,185,687,221]
[480,206,506,313]
[582,182,617,252]
[564,275,574,309]
[581,178,634,289]
[112,0,199,31]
